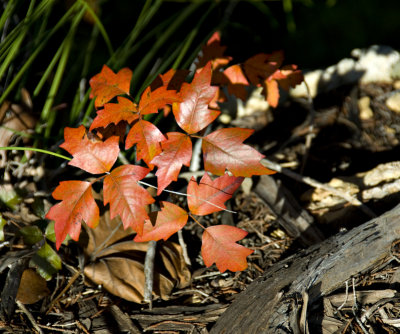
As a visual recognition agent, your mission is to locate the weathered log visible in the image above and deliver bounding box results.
[211,203,400,333]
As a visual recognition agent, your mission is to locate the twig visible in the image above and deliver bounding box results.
[336,280,349,312]
[109,304,142,334]
[143,240,156,309]
[75,320,90,334]
[261,158,376,218]
[299,80,316,176]
[46,270,80,315]
[37,324,76,333]
[178,229,191,266]
[16,300,44,334]
[352,278,369,334]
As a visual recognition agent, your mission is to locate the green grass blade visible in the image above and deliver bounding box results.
[0,0,16,32]
[130,1,204,93]
[77,0,114,56]
[41,7,86,137]
[0,1,81,106]
[0,147,71,161]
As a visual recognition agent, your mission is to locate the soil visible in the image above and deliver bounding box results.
[2,79,400,333]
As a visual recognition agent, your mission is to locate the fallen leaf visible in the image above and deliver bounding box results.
[83,210,190,303]
[16,269,50,304]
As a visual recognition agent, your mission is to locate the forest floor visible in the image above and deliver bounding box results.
[2,50,400,334]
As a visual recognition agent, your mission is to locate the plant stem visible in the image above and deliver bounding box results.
[0,147,71,161]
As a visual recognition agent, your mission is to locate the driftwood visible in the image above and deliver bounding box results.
[211,203,400,333]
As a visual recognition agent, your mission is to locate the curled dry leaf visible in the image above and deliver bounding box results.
[83,210,190,303]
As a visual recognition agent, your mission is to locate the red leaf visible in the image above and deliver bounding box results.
[172,62,219,134]
[151,69,190,91]
[134,201,188,242]
[151,132,192,195]
[196,31,232,70]
[222,64,250,101]
[125,119,166,170]
[202,127,275,177]
[187,173,243,215]
[202,225,253,272]
[89,96,138,131]
[103,165,153,235]
[138,85,181,116]
[243,51,283,87]
[89,65,132,108]
[45,181,99,250]
[273,64,304,91]
[60,125,119,174]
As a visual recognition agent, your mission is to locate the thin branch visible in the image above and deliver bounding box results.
[16,300,44,334]
[143,240,156,309]
[261,158,376,218]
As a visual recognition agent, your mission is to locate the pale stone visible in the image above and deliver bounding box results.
[393,80,400,89]
[358,96,373,120]
[291,45,400,99]
[386,92,400,113]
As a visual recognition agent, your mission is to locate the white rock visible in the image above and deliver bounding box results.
[291,45,400,99]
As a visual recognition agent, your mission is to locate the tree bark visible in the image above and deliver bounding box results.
[211,203,400,333]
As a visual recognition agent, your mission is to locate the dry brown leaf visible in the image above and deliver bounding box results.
[83,209,191,303]
[16,269,50,304]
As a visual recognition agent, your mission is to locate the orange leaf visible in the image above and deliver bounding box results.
[46,181,99,250]
[138,85,181,116]
[274,64,304,91]
[196,31,232,70]
[187,173,243,215]
[202,127,274,177]
[172,62,219,134]
[202,225,253,272]
[103,165,153,235]
[264,78,280,108]
[222,64,249,101]
[134,202,188,242]
[90,96,138,131]
[125,119,166,170]
[151,132,192,195]
[243,51,283,87]
[60,125,119,174]
[151,69,190,91]
[89,65,132,108]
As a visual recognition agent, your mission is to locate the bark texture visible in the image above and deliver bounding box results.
[211,203,400,333]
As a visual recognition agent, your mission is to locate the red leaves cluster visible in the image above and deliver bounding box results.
[46,32,303,273]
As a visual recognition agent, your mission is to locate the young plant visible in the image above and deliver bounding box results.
[45,32,303,273]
